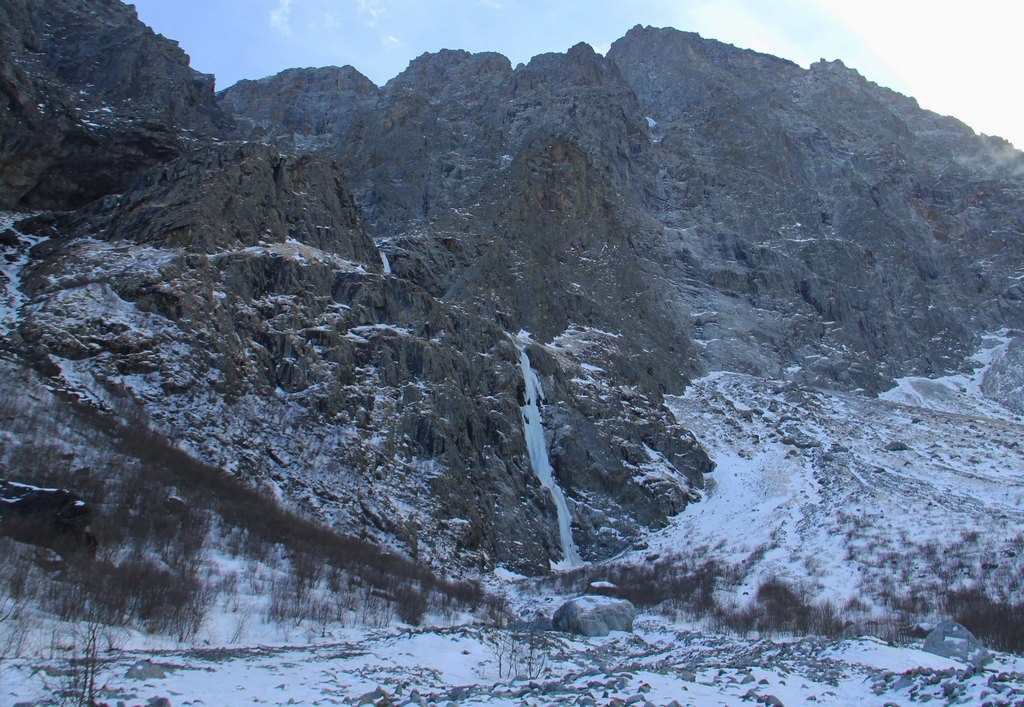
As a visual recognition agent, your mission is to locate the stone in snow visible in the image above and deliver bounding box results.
[921,620,992,667]
[552,595,636,637]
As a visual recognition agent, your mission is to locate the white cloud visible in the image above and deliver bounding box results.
[322,12,340,29]
[270,0,292,33]
[358,0,386,27]
[381,34,401,49]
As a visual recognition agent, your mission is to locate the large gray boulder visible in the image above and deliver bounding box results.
[922,621,992,666]
[552,595,636,637]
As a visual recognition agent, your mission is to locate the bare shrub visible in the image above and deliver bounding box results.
[51,618,102,707]
[311,597,335,638]
[945,586,1024,653]
[537,554,724,619]
[359,585,394,628]
[229,606,253,644]
[484,627,550,680]
[0,538,34,603]
[0,594,29,668]
[393,581,428,626]
[266,573,312,626]
[708,576,847,638]
[711,600,757,636]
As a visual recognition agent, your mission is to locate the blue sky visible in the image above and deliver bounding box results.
[129,0,1023,148]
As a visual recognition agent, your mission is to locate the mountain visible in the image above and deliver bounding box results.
[2,1,1022,582]
[0,0,234,210]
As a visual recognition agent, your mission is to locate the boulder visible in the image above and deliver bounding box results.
[0,479,97,558]
[125,660,175,680]
[922,620,992,666]
[552,595,636,637]
[587,580,620,596]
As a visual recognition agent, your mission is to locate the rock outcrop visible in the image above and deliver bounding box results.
[922,621,992,667]
[9,137,708,571]
[552,595,636,636]
[219,65,380,149]
[607,26,1024,391]
[0,478,97,557]
[224,26,1024,396]
[0,0,234,210]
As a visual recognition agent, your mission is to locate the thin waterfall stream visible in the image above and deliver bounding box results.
[515,341,584,569]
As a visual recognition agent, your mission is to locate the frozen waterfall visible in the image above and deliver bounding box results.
[516,341,584,569]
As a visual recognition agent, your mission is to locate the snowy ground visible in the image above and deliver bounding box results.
[880,331,1021,421]
[4,617,1023,706]
[652,333,1024,611]
[4,331,1024,704]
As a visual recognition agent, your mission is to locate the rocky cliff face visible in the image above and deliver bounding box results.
[9,137,707,571]
[218,65,379,149]
[608,26,1024,391]
[222,27,1024,395]
[2,4,1022,573]
[0,0,234,210]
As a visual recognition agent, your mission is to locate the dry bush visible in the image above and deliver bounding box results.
[945,586,1024,653]
[538,554,724,618]
[484,627,550,680]
[711,576,846,638]
[392,580,429,626]
[110,414,487,621]
[0,544,33,667]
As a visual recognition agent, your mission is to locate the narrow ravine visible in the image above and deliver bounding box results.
[515,339,584,569]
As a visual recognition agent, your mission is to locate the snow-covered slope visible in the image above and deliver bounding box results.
[880,331,1021,420]
[648,334,1024,615]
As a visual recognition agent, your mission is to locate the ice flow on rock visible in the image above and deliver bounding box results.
[516,341,584,569]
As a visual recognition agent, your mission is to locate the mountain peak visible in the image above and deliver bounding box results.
[386,48,512,94]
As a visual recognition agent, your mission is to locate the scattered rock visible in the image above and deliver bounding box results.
[126,659,175,680]
[587,580,620,596]
[781,432,821,449]
[356,686,390,705]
